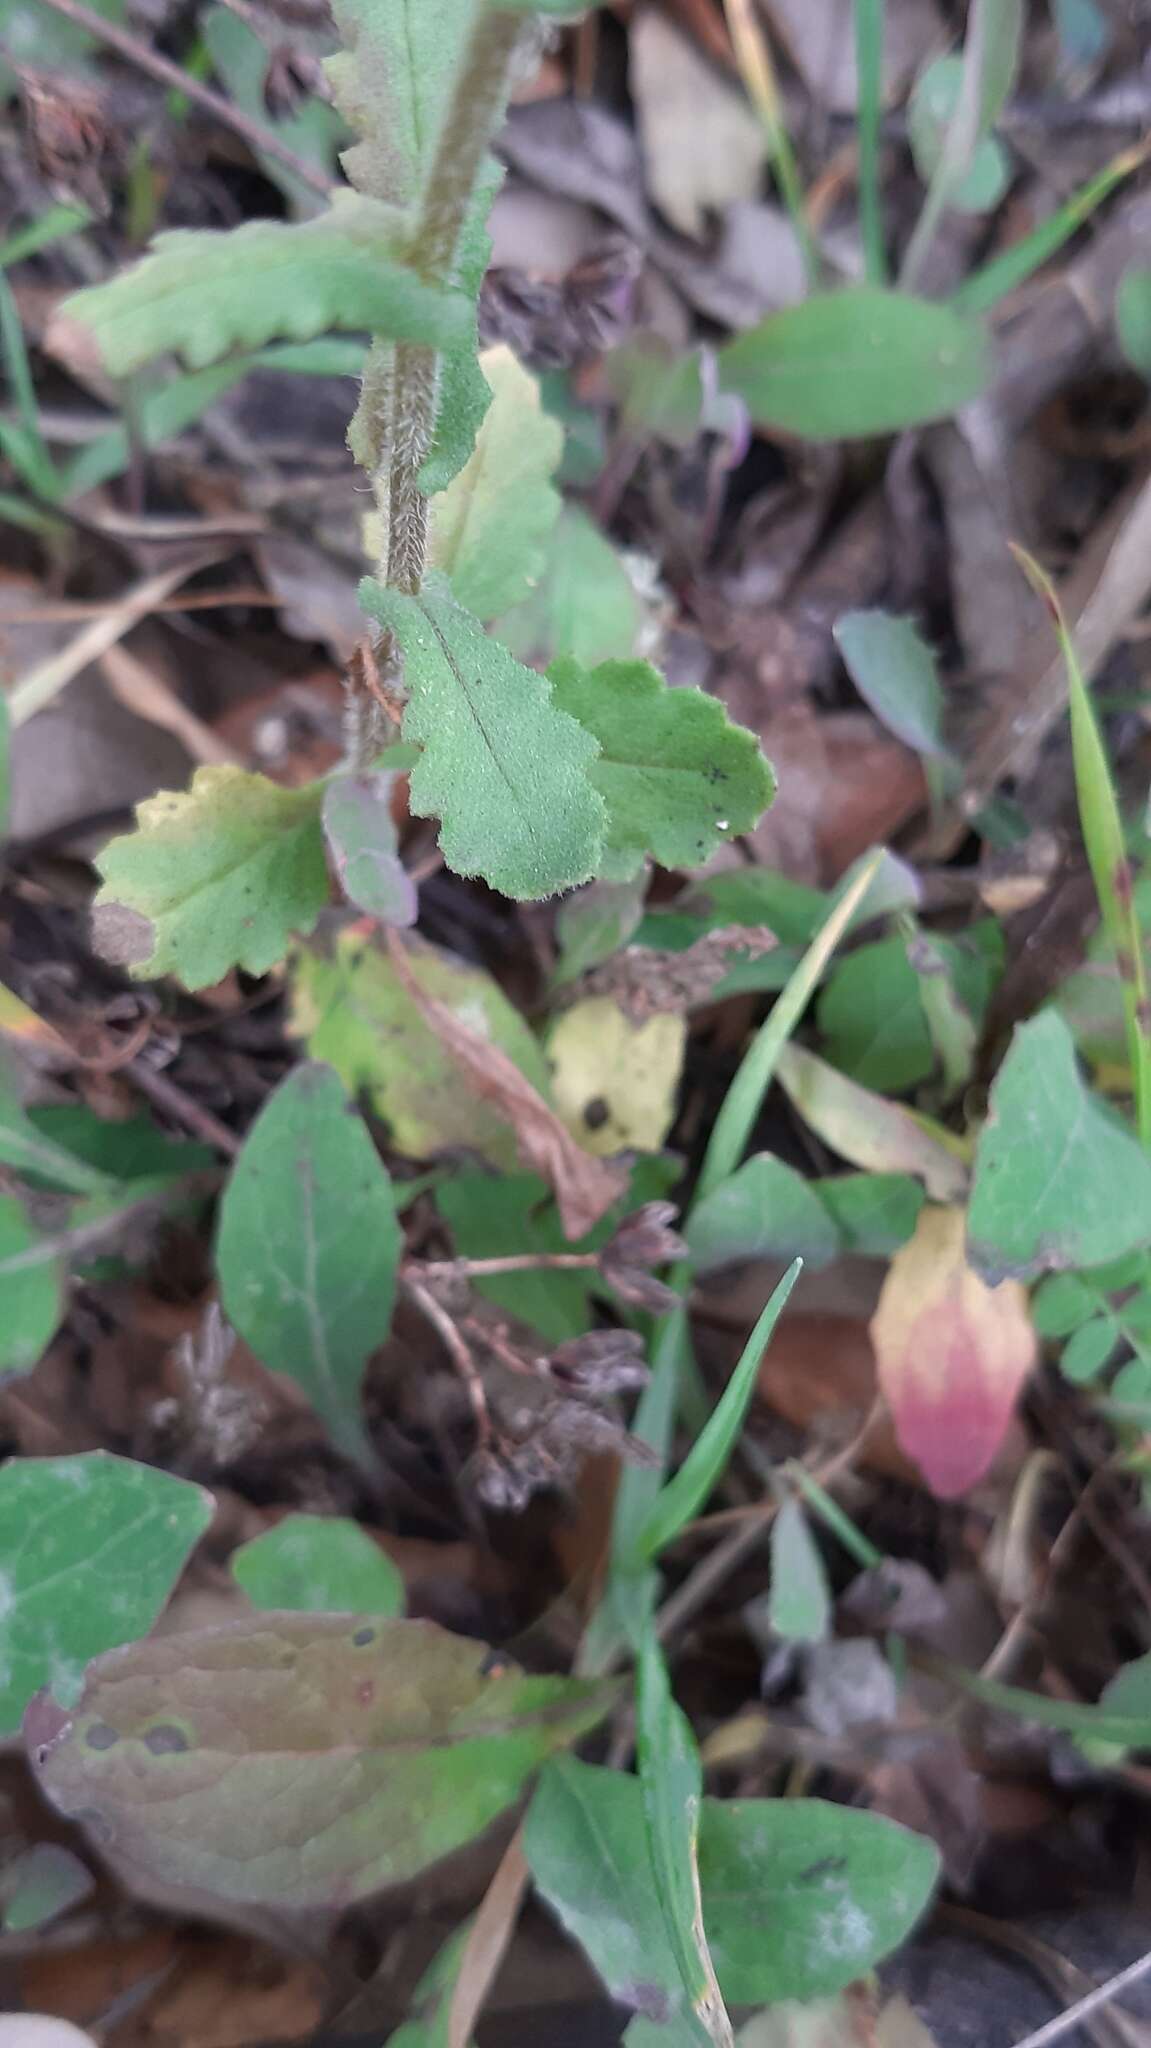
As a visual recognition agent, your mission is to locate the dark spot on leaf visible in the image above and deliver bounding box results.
[798,1855,848,1883]
[352,1626,376,1647]
[90,902,155,968]
[85,1723,120,1751]
[622,1985,672,2022]
[583,1097,610,1131]
[143,1723,190,1755]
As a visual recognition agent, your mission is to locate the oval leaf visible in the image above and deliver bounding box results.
[718,290,989,441]
[231,1514,404,1616]
[322,771,417,926]
[29,1615,613,1910]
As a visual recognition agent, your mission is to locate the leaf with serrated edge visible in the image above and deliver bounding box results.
[231,1514,404,1616]
[548,658,774,881]
[216,1062,399,1464]
[361,578,605,900]
[968,1010,1151,1282]
[93,767,328,989]
[871,1204,1036,1498]
[326,0,476,206]
[430,346,562,621]
[55,198,470,377]
[0,1451,212,1736]
[29,1615,614,1911]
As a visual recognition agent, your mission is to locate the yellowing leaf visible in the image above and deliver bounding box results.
[547,998,685,1156]
[870,1205,1035,1499]
[94,768,328,989]
[429,345,562,620]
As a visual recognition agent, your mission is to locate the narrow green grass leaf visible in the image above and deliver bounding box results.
[854,0,886,284]
[634,1260,801,1567]
[215,1062,400,1464]
[953,142,1149,315]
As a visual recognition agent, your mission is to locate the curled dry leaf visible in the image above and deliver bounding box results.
[869,1205,1036,1499]
[384,930,625,1238]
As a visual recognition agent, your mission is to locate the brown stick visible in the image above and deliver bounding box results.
[33,0,334,199]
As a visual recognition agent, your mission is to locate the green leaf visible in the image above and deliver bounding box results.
[768,1500,831,1643]
[686,1154,840,1274]
[814,1172,925,1257]
[0,1193,64,1375]
[388,1921,476,2048]
[201,5,342,214]
[547,657,775,882]
[1030,1271,1098,1339]
[322,771,417,926]
[496,504,641,670]
[554,875,648,985]
[0,1070,118,1197]
[361,578,605,900]
[420,161,500,494]
[636,1261,801,1566]
[817,936,934,1094]
[776,1042,969,1203]
[1060,1314,1120,1385]
[290,927,554,1171]
[94,767,329,990]
[636,1633,728,2048]
[215,1062,400,1464]
[967,1011,1151,1282]
[908,56,1010,214]
[231,1513,404,1616]
[27,1105,214,1183]
[32,1614,614,1909]
[327,0,475,206]
[718,289,989,440]
[430,345,562,621]
[525,1760,941,2017]
[1,1842,93,1934]
[59,197,470,377]
[834,610,948,760]
[1117,266,1151,377]
[0,1450,212,1735]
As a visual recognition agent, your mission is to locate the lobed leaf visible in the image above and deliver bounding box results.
[231,1514,404,1616]
[327,0,476,207]
[0,1451,212,1736]
[547,657,775,881]
[57,198,470,377]
[216,1062,399,1464]
[430,345,562,620]
[30,1614,614,1910]
[718,289,989,441]
[967,1011,1151,1282]
[362,577,605,899]
[93,767,329,990]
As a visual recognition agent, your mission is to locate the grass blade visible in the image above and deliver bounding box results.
[953,141,1150,315]
[722,0,819,290]
[1011,542,1151,1148]
[854,0,887,285]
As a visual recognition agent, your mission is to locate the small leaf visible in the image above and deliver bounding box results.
[548,658,775,881]
[908,57,1010,213]
[1060,1314,1119,1385]
[967,1011,1151,1281]
[834,611,948,760]
[429,345,562,621]
[497,504,641,669]
[1,1842,93,1934]
[776,1043,968,1202]
[361,578,605,900]
[687,1154,840,1274]
[215,1062,400,1464]
[94,767,328,989]
[290,928,554,1172]
[554,875,648,985]
[1117,266,1151,376]
[870,1204,1036,1498]
[231,1513,404,1616]
[546,998,685,1156]
[636,1261,801,1565]
[30,1615,614,1910]
[817,937,934,1094]
[0,1450,212,1735]
[718,290,989,440]
[322,771,417,926]
[814,1173,925,1258]
[768,1500,831,1644]
[1031,1271,1097,1338]
[56,197,470,376]
[0,1193,64,1375]
[327,0,475,206]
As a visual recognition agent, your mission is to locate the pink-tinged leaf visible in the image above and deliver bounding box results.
[869,1205,1035,1499]
[322,773,417,927]
[26,1615,613,1914]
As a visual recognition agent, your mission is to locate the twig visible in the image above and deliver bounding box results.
[402,1274,492,1448]
[123,1058,241,1157]
[33,0,334,199]
[1007,1948,1151,2048]
[8,551,226,726]
[418,1251,600,1280]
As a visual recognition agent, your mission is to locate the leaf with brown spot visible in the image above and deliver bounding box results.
[28,1615,614,1912]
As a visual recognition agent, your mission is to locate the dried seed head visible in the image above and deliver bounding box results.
[598,1201,686,1309]
[548,1329,650,1397]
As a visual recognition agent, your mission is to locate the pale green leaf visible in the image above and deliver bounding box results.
[93,767,329,990]
[361,578,605,900]
[231,1513,404,1616]
[636,1635,728,2048]
[322,771,417,925]
[834,610,948,759]
[776,1042,969,1202]
[497,503,640,669]
[1117,266,1151,376]
[430,345,562,620]
[718,289,989,440]
[290,927,554,1171]
[968,1011,1151,1282]
[686,1153,840,1274]
[32,1614,614,1909]
[58,197,469,377]
[1,1842,93,1933]
[215,1062,400,1463]
[547,657,775,881]
[0,1450,212,1735]
[554,875,648,985]
[0,1194,63,1375]
[767,1500,831,1644]
[420,160,501,493]
[908,57,1010,214]
[1060,1315,1119,1385]
[327,0,476,206]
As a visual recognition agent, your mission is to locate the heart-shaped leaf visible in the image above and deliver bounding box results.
[30,1615,613,1910]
